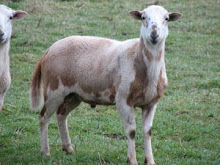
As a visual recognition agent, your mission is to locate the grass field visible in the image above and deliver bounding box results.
[0,0,219,164]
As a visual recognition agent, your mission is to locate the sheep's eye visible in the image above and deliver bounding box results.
[9,16,13,20]
[141,16,146,20]
[165,17,169,21]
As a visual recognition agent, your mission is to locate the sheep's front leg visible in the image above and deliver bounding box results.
[117,100,137,165]
[0,93,6,111]
[0,74,11,111]
[142,105,157,165]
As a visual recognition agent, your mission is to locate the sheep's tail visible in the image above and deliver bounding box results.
[30,58,43,112]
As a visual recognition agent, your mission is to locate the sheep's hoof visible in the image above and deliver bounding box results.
[62,145,74,154]
[41,151,50,157]
[144,158,156,165]
[144,158,155,165]
[127,157,138,165]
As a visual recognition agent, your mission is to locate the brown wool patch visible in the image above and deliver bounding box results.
[157,68,167,98]
[129,130,136,140]
[157,50,163,61]
[140,37,153,61]
[127,51,148,106]
[49,78,59,91]
[148,128,152,136]
[39,51,60,91]
[31,59,42,92]
[61,75,76,88]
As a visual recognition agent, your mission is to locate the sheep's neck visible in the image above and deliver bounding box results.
[140,37,165,62]
[139,37,165,85]
[0,41,10,76]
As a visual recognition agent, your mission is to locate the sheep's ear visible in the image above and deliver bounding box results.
[12,10,28,20]
[168,12,182,22]
[129,10,143,20]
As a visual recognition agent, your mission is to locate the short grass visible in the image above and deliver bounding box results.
[0,0,219,164]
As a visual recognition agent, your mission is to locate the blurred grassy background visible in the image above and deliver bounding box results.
[0,0,219,164]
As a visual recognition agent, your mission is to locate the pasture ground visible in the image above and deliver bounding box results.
[0,0,219,164]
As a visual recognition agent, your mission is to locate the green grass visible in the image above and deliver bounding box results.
[0,0,219,164]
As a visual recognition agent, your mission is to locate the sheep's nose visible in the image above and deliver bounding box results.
[0,31,4,42]
[0,32,4,37]
[0,31,4,38]
[150,33,159,40]
[150,33,159,44]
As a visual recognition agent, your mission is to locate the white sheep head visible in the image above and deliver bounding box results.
[130,5,182,45]
[0,5,27,44]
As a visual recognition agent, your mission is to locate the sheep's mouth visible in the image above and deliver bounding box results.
[150,39,158,45]
[146,36,159,45]
[0,38,6,44]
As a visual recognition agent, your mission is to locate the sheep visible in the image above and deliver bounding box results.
[0,5,27,111]
[30,5,181,165]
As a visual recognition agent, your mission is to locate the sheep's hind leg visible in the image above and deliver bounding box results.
[39,105,51,156]
[56,93,81,154]
[40,97,64,156]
